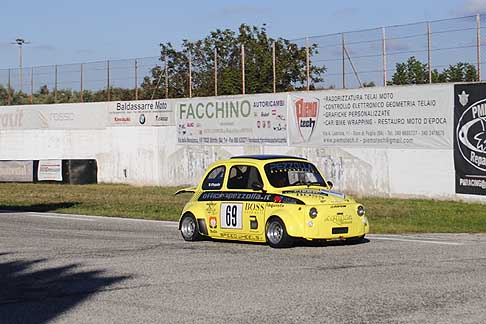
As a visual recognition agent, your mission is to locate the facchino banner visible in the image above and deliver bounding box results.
[176,94,288,145]
[0,103,106,130]
[454,83,486,196]
[288,85,454,149]
[106,100,174,127]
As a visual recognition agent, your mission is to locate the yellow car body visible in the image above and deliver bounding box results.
[177,155,369,248]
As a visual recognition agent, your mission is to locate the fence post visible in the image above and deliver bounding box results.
[306,37,310,91]
[107,60,110,101]
[80,63,84,102]
[477,14,481,81]
[342,33,346,89]
[188,53,192,98]
[382,27,387,86]
[241,44,245,95]
[54,64,58,101]
[29,66,33,104]
[214,48,218,96]
[427,22,432,83]
[165,54,169,99]
[272,42,276,93]
[7,68,11,105]
[135,59,138,100]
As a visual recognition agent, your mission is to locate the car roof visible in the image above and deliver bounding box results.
[230,155,307,161]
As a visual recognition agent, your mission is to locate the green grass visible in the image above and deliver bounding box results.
[0,183,485,234]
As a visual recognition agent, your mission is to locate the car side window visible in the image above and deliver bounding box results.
[227,165,263,190]
[202,166,226,190]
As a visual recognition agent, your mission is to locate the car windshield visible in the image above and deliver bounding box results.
[264,161,326,188]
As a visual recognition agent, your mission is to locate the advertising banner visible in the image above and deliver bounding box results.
[454,83,486,195]
[176,94,287,145]
[0,103,106,130]
[38,160,63,181]
[107,100,174,127]
[0,161,33,182]
[288,85,453,149]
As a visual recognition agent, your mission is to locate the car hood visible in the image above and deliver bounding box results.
[279,188,355,205]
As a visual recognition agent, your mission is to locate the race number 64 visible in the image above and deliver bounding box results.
[220,203,243,229]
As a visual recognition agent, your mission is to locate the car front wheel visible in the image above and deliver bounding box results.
[266,218,293,248]
[180,214,201,241]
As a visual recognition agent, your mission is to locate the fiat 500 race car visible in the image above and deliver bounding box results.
[176,155,369,248]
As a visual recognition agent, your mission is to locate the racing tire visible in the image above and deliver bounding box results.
[266,218,293,248]
[180,214,202,241]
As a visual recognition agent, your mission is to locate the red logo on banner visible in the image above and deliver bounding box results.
[295,98,319,142]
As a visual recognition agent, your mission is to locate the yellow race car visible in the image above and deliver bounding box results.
[176,155,369,248]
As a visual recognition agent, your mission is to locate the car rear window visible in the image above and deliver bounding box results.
[202,166,226,190]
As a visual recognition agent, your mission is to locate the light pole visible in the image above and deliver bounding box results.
[10,38,31,92]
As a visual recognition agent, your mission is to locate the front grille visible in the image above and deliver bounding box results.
[332,227,348,234]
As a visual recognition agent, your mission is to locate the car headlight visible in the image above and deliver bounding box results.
[357,205,365,216]
[309,207,318,218]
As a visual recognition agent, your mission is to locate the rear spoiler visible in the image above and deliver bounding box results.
[175,187,197,195]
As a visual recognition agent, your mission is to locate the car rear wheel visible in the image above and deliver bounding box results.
[266,218,293,248]
[180,214,201,241]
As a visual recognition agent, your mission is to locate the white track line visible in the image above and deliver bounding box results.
[0,210,179,227]
[369,235,463,246]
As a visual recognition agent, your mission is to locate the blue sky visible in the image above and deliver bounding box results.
[0,0,485,69]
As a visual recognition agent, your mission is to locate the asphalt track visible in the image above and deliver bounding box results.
[1,211,485,324]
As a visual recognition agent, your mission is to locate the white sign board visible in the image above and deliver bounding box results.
[38,160,62,181]
[0,103,106,130]
[288,85,453,149]
[107,100,174,127]
[176,94,288,145]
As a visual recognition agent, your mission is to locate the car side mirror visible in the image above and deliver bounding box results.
[251,182,265,192]
[327,181,333,189]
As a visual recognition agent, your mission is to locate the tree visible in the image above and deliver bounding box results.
[142,24,326,98]
[390,57,478,85]
[441,62,478,82]
[390,56,431,85]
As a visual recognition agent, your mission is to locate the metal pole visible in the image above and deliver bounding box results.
[7,68,11,105]
[19,45,23,92]
[477,14,481,81]
[54,64,58,101]
[80,63,84,102]
[306,37,310,91]
[165,54,169,99]
[241,44,245,95]
[188,53,192,98]
[342,33,346,89]
[272,42,276,93]
[427,22,432,83]
[29,66,33,104]
[382,27,387,86]
[214,48,218,96]
[344,47,362,88]
[135,59,138,100]
[107,60,110,101]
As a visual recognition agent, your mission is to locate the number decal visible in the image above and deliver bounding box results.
[220,203,242,229]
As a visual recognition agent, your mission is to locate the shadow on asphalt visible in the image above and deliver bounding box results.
[0,255,129,324]
[206,237,370,248]
[0,202,78,213]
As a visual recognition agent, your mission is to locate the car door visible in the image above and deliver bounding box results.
[219,164,266,241]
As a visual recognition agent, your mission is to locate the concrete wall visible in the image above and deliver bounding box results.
[0,125,479,202]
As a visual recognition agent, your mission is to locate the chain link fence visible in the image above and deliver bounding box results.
[0,14,485,105]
